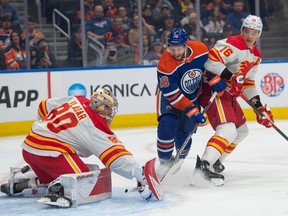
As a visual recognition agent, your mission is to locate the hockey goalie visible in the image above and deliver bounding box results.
[0,87,161,207]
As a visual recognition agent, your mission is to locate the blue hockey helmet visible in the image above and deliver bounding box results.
[167,28,188,46]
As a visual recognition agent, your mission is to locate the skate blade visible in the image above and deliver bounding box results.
[190,170,224,187]
[37,196,71,208]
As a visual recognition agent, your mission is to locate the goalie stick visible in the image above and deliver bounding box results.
[241,95,288,142]
[160,91,218,182]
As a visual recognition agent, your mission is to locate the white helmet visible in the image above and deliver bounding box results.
[241,15,263,37]
[90,87,118,125]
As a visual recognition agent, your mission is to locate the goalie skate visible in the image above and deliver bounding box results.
[193,156,224,186]
[37,194,72,208]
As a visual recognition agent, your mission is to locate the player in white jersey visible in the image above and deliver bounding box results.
[1,87,152,207]
[194,15,274,185]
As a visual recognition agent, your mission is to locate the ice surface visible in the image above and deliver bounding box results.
[1,121,288,216]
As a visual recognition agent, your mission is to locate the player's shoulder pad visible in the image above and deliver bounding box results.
[226,35,248,50]
[187,40,209,57]
[157,50,180,75]
[251,46,261,58]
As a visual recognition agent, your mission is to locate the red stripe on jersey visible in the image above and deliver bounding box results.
[24,130,76,154]
[99,145,132,168]
[38,100,48,119]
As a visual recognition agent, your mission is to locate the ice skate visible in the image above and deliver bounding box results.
[213,159,225,173]
[37,180,71,208]
[194,155,224,186]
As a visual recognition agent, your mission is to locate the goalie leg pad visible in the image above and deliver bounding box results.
[38,168,112,207]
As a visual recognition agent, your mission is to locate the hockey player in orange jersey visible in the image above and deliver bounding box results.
[155,28,210,180]
[1,88,153,207]
[195,15,274,186]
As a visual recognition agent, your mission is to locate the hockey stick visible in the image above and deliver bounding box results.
[241,95,288,142]
[160,91,218,182]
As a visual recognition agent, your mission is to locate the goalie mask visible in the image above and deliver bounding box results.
[90,88,118,125]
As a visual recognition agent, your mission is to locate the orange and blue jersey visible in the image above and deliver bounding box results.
[157,40,208,116]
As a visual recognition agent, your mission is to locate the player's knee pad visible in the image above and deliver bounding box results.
[233,123,249,143]
[215,122,237,143]
[158,114,178,139]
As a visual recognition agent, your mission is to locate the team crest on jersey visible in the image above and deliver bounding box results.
[181,69,202,94]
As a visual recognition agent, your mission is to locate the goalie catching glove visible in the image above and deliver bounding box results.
[255,105,274,128]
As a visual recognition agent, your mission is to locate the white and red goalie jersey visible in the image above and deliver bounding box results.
[21,96,138,179]
[204,34,262,100]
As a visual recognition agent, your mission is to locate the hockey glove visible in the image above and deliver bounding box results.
[228,72,244,97]
[255,105,274,128]
[137,176,152,200]
[208,74,227,97]
[185,105,206,124]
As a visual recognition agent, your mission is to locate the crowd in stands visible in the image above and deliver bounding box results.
[0,0,277,70]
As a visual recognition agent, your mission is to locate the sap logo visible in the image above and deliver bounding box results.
[0,86,38,108]
[68,83,87,97]
[260,72,284,97]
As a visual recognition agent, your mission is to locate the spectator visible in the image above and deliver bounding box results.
[75,0,95,22]
[67,24,83,68]
[103,0,118,20]
[142,4,158,28]
[86,5,112,45]
[26,16,45,46]
[105,15,130,49]
[160,29,171,50]
[226,0,249,35]
[151,1,174,20]
[128,15,156,48]
[222,23,233,38]
[157,14,177,38]
[153,3,173,29]
[103,42,119,66]
[204,6,226,36]
[0,15,12,50]
[4,30,26,70]
[180,4,195,26]
[174,0,194,22]
[134,33,151,65]
[118,6,132,30]
[31,38,57,69]
[204,0,229,22]
[0,0,20,28]
[143,37,163,65]
[183,12,207,41]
